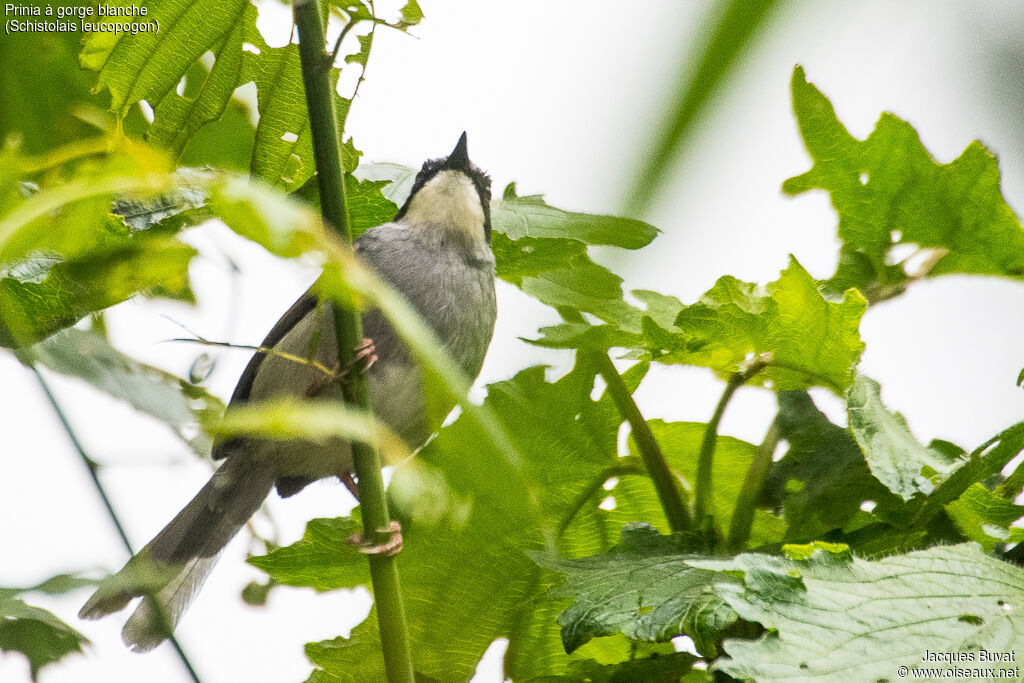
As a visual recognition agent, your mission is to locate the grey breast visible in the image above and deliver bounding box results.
[355,224,497,445]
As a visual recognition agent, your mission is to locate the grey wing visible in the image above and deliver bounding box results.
[212,291,318,461]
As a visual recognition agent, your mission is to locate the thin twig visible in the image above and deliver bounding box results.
[29,366,203,683]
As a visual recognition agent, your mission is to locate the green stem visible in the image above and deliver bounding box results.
[293,2,414,681]
[695,355,770,527]
[29,365,203,683]
[557,463,646,537]
[726,416,779,552]
[561,310,691,533]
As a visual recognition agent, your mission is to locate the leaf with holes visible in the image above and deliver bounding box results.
[690,543,1024,682]
[534,524,738,658]
[786,66,1024,302]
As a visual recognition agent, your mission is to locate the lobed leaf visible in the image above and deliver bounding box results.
[786,66,1024,301]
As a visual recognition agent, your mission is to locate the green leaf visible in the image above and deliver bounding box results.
[304,611,385,683]
[946,484,1024,553]
[640,420,758,532]
[762,391,905,542]
[0,596,89,680]
[531,651,704,683]
[27,328,224,457]
[786,66,1024,301]
[0,235,195,348]
[0,143,196,348]
[916,421,1024,527]
[657,257,866,393]
[494,187,658,249]
[398,0,424,27]
[80,0,350,189]
[344,176,398,238]
[534,524,739,657]
[691,544,1024,681]
[208,174,326,257]
[847,374,964,500]
[0,31,97,155]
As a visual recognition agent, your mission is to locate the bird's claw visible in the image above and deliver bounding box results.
[304,338,377,397]
[354,337,377,373]
[348,520,403,556]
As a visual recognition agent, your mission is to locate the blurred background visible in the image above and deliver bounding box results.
[2,0,1024,680]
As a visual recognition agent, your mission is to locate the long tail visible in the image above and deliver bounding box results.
[79,457,276,651]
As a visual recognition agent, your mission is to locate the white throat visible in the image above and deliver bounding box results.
[401,170,486,242]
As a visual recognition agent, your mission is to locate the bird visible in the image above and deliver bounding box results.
[79,133,497,651]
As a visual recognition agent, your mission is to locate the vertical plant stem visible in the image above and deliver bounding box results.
[694,354,770,526]
[29,365,202,683]
[726,416,779,552]
[292,2,415,681]
[560,310,691,533]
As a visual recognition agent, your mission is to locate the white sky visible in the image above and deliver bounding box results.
[3,0,1024,681]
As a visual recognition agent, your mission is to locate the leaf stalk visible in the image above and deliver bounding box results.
[561,310,692,533]
[695,353,771,527]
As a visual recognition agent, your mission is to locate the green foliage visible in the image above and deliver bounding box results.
[534,256,866,393]
[5,2,1024,679]
[0,144,195,348]
[847,374,963,500]
[534,524,738,657]
[786,65,1024,302]
[692,544,1024,681]
[27,328,224,457]
[0,576,94,680]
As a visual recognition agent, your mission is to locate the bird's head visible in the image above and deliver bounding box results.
[394,132,492,245]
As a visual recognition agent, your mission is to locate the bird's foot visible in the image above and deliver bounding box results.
[348,520,403,556]
[304,338,377,397]
[353,337,378,373]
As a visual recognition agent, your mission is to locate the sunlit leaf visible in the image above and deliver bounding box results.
[786,66,1024,301]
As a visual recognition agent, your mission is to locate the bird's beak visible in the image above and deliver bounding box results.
[444,132,470,171]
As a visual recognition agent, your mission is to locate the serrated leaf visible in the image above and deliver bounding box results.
[534,524,738,657]
[656,257,865,393]
[762,391,905,542]
[847,374,964,501]
[27,328,224,457]
[80,0,352,189]
[0,143,195,347]
[691,544,1024,681]
[786,66,1024,301]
